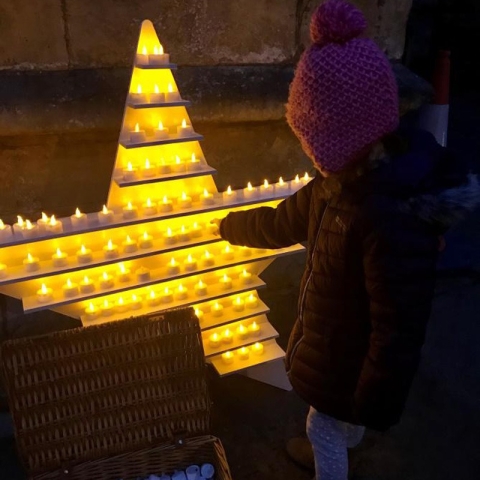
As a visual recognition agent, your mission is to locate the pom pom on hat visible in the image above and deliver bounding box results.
[310,0,367,45]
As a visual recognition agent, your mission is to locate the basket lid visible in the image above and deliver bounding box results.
[1,308,210,476]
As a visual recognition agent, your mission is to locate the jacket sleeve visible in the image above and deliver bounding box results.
[219,179,315,249]
[353,202,439,430]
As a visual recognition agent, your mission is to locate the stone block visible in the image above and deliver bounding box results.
[66,0,296,67]
[0,0,67,68]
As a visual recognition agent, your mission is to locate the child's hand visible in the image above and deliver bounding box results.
[210,218,222,236]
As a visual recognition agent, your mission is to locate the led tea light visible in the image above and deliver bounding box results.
[190,221,202,238]
[98,205,114,224]
[138,231,153,249]
[177,225,190,242]
[103,239,119,259]
[130,122,146,143]
[167,257,180,275]
[99,271,114,289]
[219,274,232,290]
[71,207,88,228]
[221,351,234,365]
[171,155,185,174]
[222,185,235,202]
[13,216,25,235]
[275,176,290,195]
[195,280,207,296]
[136,266,151,282]
[211,301,224,317]
[261,179,273,196]
[122,235,138,253]
[23,253,40,272]
[184,254,197,272]
[76,244,93,264]
[62,278,79,298]
[236,323,248,339]
[79,275,95,294]
[178,192,192,209]
[149,44,169,65]
[136,45,149,65]
[239,269,253,285]
[22,220,37,239]
[141,158,156,178]
[221,245,234,261]
[239,246,252,257]
[246,293,259,309]
[159,195,173,213]
[222,328,233,344]
[177,118,193,137]
[130,84,147,104]
[122,201,138,220]
[101,299,114,317]
[249,321,261,336]
[147,290,160,306]
[84,302,99,320]
[194,308,204,322]
[46,215,63,234]
[302,171,311,185]
[175,283,188,300]
[154,120,169,140]
[201,250,215,267]
[165,83,181,102]
[232,296,245,312]
[200,188,215,206]
[36,212,49,233]
[117,263,131,282]
[161,287,173,303]
[150,84,166,103]
[52,247,68,268]
[158,157,171,175]
[188,153,202,172]
[116,296,129,313]
[163,227,176,245]
[123,162,137,181]
[131,294,142,310]
[252,342,265,356]
[37,283,52,303]
[238,346,250,360]
[243,181,258,200]
[291,174,302,191]
[209,332,221,348]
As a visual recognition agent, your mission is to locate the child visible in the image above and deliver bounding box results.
[213,1,480,479]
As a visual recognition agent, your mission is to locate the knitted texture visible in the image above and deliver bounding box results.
[286,0,399,173]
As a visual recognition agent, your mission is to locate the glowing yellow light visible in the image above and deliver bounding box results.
[163,196,169,204]
[66,278,72,288]
[103,299,110,308]
[194,308,201,316]
[102,272,109,280]
[40,284,48,294]
[143,231,149,240]
[86,302,95,313]
[170,258,176,266]
[158,121,164,130]
[222,274,228,281]
[136,84,142,94]
[191,153,197,162]
[0,219,4,228]
[211,333,220,341]
[25,220,33,229]
[180,225,186,233]
[175,155,181,164]
[49,215,57,226]
[204,250,211,258]
[223,351,233,359]
[181,192,187,200]
[239,347,248,355]
[145,158,151,168]
[27,253,34,262]
[264,179,269,188]
[203,188,209,197]
[295,174,300,183]
[178,284,185,292]
[132,294,138,302]
[17,216,24,227]
[247,182,253,191]
[279,176,285,185]
[55,248,62,256]
[304,172,310,180]
[142,46,147,55]
[80,245,87,254]
[248,293,256,302]
[181,118,187,128]
[83,275,90,283]
[119,263,126,273]
[227,186,232,195]
[126,162,133,171]
[166,227,173,236]
[159,44,164,55]
[153,84,160,94]
[164,287,171,294]
[135,123,140,133]
[146,198,152,207]
[41,212,48,222]
[168,83,173,93]
[107,239,114,250]
[118,296,125,305]
[75,208,82,217]
[225,245,231,253]
[102,205,109,214]
[127,201,133,210]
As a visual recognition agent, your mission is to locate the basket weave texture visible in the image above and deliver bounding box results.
[1,308,232,479]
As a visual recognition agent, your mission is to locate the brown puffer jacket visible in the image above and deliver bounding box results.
[219,130,480,430]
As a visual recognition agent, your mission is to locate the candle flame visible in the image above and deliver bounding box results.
[181,192,187,200]
[27,253,33,262]
[170,258,176,266]
[167,227,172,236]
[135,123,140,133]
[187,254,193,262]
[146,198,152,207]
[127,201,133,209]
[264,179,269,188]
[102,205,109,214]
[80,245,87,254]
[175,155,181,164]
[247,182,253,191]
[304,172,310,180]
[132,294,138,301]
[107,239,113,249]
[181,118,187,128]
[118,297,124,305]
[127,162,133,171]
[26,220,33,230]
[203,188,209,197]
[181,225,186,233]
[193,222,198,228]
[149,290,155,298]
[49,215,57,226]
[17,216,24,227]
[198,280,205,287]
[75,207,82,217]
[227,185,232,195]
[40,284,48,294]
[225,245,230,253]
[102,272,109,280]
[212,333,219,340]
[240,347,248,354]
[242,269,248,276]
[224,329,231,336]
[168,83,173,93]
[142,46,147,55]
[164,287,171,294]
[235,297,243,305]
[66,278,72,287]
[222,274,228,281]
[191,152,196,162]
[143,231,149,240]
[83,275,90,283]
[224,351,233,358]
[163,195,169,204]
[178,284,185,292]
[159,44,164,55]
[136,84,142,94]
[248,293,256,301]
[279,176,285,185]
[295,174,300,182]
[103,299,109,308]
[55,247,62,256]
[0,219,4,228]
[204,250,211,258]
[158,120,163,130]
[119,263,126,273]
[154,84,160,94]
[88,302,95,311]
[195,308,201,316]
[126,235,133,243]
[214,302,220,309]
[253,342,262,349]
[145,158,151,168]
[42,212,48,222]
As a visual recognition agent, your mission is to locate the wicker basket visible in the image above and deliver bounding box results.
[0,308,232,480]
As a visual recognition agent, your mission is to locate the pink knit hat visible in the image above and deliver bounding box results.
[286,0,399,173]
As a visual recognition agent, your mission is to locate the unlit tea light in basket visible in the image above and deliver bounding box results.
[124,462,215,480]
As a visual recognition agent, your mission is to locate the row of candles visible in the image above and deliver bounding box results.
[207,320,261,349]
[34,265,255,303]
[129,83,182,104]
[136,45,170,66]
[121,154,204,179]
[128,119,194,143]
[220,343,265,365]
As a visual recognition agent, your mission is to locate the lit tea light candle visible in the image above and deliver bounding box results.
[23,253,40,272]
[98,205,114,224]
[158,157,171,175]
[209,332,221,348]
[159,195,173,213]
[291,174,302,192]
[221,351,234,365]
[200,188,215,206]
[0,219,12,241]
[175,283,188,300]
[13,215,25,235]
[52,247,68,267]
[222,328,233,344]
[130,84,147,104]
[171,226,187,245]
[141,158,156,178]
[195,280,208,296]
[171,155,185,174]
[122,235,138,253]
[238,346,250,360]
[252,342,265,356]
[46,215,63,234]
[261,179,273,196]
[84,302,99,320]
[178,192,192,209]
[165,83,181,102]
[211,301,224,317]
[79,275,95,294]
[36,212,49,232]
[236,323,249,339]
[201,250,215,267]
[138,231,153,249]
[122,201,138,220]
[232,296,245,312]
[136,267,150,282]
[184,254,197,272]
[37,283,52,303]
[161,287,173,304]
[219,274,232,290]
[62,278,79,298]
[0,263,7,279]
[249,321,261,336]
[99,271,114,289]
[302,171,311,185]
[221,245,234,261]
[154,120,169,140]
[177,118,194,137]
[117,263,131,282]
[163,227,176,245]
[22,220,37,239]
[194,308,204,322]
[167,257,180,275]
[76,244,93,264]
[246,293,259,309]
[149,43,169,65]
[187,222,200,239]
[150,83,166,103]
[71,207,88,228]
[275,176,290,195]
[101,299,114,317]
[243,181,258,200]
[130,122,146,143]
[188,152,202,172]
[239,269,253,285]
[136,45,149,65]
[222,185,236,202]
[103,239,119,259]
[116,296,129,313]
[239,246,252,257]
[122,162,137,181]
[131,294,142,310]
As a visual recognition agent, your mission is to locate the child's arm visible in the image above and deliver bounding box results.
[218,179,315,249]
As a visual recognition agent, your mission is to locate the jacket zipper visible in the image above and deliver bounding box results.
[286,202,330,372]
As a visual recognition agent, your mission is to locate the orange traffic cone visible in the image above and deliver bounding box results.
[417,50,451,146]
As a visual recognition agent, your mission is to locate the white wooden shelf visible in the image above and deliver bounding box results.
[202,315,278,358]
[79,279,266,326]
[126,99,190,109]
[209,339,285,376]
[120,133,203,149]
[135,62,177,69]
[113,165,217,187]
